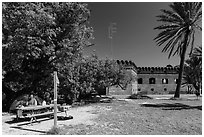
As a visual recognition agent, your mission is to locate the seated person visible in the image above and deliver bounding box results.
[17,101,26,108]
[42,100,46,106]
[26,94,37,106]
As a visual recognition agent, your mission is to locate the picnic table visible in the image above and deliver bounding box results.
[16,104,60,125]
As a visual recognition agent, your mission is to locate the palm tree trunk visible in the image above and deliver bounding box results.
[174,29,190,98]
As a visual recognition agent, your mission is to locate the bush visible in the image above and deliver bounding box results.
[71,101,86,107]
[128,94,153,99]
[169,90,187,94]
[137,91,148,95]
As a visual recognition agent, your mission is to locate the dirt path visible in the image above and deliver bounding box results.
[2,105,98,135]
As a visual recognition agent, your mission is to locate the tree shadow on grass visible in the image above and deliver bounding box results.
[5,117,53,125]
[10,126,47,134]
[141,103,202,110]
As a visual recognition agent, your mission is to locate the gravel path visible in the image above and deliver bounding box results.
[2,105,98,135]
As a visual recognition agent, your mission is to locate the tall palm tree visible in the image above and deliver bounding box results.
[154,2,202,98]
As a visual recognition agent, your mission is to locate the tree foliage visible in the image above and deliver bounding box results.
[2,2,132,108]
[58,54,133,102]
[2,2,93,102]
[154,2,202,98]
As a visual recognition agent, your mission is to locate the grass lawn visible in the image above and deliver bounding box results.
[57,95,202,135]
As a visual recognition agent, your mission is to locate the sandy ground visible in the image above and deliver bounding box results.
[62,97,201,135]
[2,105,98,135]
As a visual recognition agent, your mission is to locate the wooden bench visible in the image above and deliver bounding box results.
[26,111,61,125]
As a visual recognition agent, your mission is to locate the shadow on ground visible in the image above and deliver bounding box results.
[10,126,47,134]
[5,115,73,126]
[141,103,202,110]
[5,117,53,125]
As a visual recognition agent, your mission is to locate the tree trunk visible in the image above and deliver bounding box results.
[174,29,190,98]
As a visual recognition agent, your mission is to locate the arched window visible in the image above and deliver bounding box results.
[149,78,156,84]
[138,78,143,84]
[162,78,168,84]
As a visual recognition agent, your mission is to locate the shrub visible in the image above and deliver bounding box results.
[169,90,187,94]
[71,101,86,107]
[137,91,148,95]
[128,94,153,99]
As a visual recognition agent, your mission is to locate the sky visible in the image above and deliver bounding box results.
[83,2,202,67]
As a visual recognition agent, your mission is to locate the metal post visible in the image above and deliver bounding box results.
[54,71,57,128]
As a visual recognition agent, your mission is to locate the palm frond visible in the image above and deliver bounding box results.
[154,29,176,43]
[156,15,182,24]
[154,2,201,59]
[194,24,202,31]
[161,30,183,52]
[193,11,202,24]
[190,3,200,19]
[155,27,185,55]
[156,32,176,47]
[195,2,202,14]
[154,24,180,30]
[167,33,183,58]
[169,3,186,21]
[160,9,184,23]
[173,41,183,56]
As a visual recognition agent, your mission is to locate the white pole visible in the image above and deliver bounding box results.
[54,71,57,128]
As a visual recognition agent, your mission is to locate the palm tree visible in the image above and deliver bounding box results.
[190,46,202,96]
[154,2,202,98]
[183,53,202,96]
